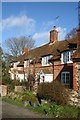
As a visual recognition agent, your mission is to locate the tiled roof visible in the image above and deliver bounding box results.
[25,36,77,60]
[14,36,77,65]
[17,53,26,66]
[9,56,17,63]
[72,47,80,59]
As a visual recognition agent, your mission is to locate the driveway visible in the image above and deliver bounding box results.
[2,101,48,118]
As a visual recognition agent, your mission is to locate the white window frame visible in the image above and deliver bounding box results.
[42,55,52,66]
[61,72,70,85]
[14,62,19,69]
[61,51,73,64]
[24,60,29,68]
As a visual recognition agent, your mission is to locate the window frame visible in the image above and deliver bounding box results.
[42,55,52,66]
[61,71,70,85]
[14,62,19,69]
[61,50,73,64]
[24,60,29,68]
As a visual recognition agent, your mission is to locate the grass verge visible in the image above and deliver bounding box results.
[2,96,79,118]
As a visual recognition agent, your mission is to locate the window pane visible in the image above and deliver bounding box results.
[63,52,66,63]
[62,73,65,83]
[66,73,70,84]
[70,51,73,61]
[42,55,52,66]
[67,52,69,61]
[61,72,70,85]
[63,51,73,63]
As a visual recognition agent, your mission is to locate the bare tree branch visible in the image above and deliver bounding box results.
[65,28,77,39]
[5,36,35,57]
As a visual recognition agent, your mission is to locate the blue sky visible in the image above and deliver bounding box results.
[2,2,78,52]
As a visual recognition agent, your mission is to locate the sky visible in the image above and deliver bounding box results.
[1,2,78,52]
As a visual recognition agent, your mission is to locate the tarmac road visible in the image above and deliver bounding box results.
[2,101,48,118]
[0,100,2,119]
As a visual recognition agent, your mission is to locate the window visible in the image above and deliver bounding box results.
[24,60,29,68]
[61,51,73,64]
[14,62,19,68]
[42,55,52,66]
[61,72,70,85]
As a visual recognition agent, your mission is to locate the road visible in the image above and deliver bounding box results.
[0,100,2,119]
[2,101,48,118]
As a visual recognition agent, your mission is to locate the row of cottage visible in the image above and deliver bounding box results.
[9,26,80,93]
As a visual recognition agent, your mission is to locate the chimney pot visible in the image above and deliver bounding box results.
[53,26,56,29]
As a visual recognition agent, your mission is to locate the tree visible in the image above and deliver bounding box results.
[65,28,77,39]
[0,47,3,82]
[0,46,3,60]
[3,53,16,68]
[5,36,35,57]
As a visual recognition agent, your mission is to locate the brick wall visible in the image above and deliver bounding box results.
[24,62,53,91]
[54,60,73,89]
[73,62,80,91]
[24,63,53,76]
[15,86,26,92]
[0,85,7,96]
[73,63,78,91]
[77,63,80,95]
[54,60,64,81]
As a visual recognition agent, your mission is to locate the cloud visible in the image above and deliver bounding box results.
[33,26,67,42]
[2,14,67,47]
[40,20,54,31]
[56,27,67,40]
[2,14,36,34]
[32,31,49,41]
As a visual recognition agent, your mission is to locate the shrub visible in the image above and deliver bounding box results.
[38,80,70,105]
[7,91,22,101]
[23,90,34,97]
[30,96,38,103]
[7,83,15,92]
[22,95,30,101]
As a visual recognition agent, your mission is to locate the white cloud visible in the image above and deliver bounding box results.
[40,20,54,31]
[2,14,67,46]
[2,14,36,32]
[56,26,67,40]
[32,31,49,41]
[33,26,67,42]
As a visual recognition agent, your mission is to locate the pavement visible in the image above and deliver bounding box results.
[2,101,48,119]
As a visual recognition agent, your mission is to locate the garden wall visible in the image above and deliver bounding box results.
[0,85,7,96]
[15,86,26,93]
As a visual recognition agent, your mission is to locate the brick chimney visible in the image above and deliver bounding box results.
[22,47,28,53]
[77,29,80,49]
[50,26,58,43]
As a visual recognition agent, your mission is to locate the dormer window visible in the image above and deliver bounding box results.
[42,55,52,66]
[61,51,73,64]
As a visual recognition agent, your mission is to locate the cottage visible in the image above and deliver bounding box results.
[9,25,80,93]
